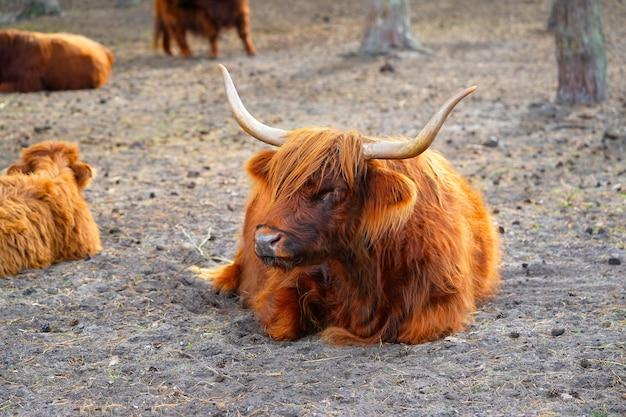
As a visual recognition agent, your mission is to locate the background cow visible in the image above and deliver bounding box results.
[0,30,113,93]
[194,66,501,345]
[153,0,255,58]
[0,141,101,278]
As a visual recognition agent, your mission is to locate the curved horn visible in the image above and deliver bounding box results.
[363,86,477,159]
[218,64,288,147]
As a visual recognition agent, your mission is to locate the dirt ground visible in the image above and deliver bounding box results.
[0,0,625,416]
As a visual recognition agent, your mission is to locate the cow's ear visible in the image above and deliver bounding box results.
[246,150,275,183]
[358,166,417,243]
[6,162,29,175]
[70,162,94,189]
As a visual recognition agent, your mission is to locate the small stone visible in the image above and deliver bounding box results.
[379,62,395,73]
[498,226,505,234]
[509,331,520,339]
[608,257,621,265]
[149,192,156,199]
[579,359,591,368]
[551,328,565,337]
[34,125,51,134]
[483,136,499,148]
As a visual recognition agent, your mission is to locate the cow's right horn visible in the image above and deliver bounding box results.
[218,64,288,147]
[363,86,477,160]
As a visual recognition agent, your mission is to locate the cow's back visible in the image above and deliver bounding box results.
[42,33,113,90]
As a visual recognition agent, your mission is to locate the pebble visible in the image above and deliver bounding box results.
[551,328,565,337]
[509,331,520,339]
[608,257,621,265]
[379,62,395,73]
[483,136,499,148]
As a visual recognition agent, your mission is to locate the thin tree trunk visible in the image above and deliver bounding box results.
[552,0,607,104]
[17,0,62,20]
[360,0,430,55]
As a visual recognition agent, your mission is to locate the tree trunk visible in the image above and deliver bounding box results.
[360,0,430,55]
[552,0,607,104]
[17,0,62,20]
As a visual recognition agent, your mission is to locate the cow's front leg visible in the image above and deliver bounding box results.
[252,285,302,341]
[208,32,219,59]
[189,261,240,293]
[236,17,256,56]
[171,26,192,57]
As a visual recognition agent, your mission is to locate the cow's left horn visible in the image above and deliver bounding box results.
[218,64,288,147]
[363,86,477,159]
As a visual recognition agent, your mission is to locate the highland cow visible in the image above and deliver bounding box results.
[195,65,500,345]
[0,30,114,93]
[0,141,101,278]
[153,0,255,58]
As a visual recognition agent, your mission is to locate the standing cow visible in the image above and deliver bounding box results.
[0,30,113,93]
[153,0,256,58]
[194,65,501,345]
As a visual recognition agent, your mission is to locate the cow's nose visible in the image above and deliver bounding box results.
[255,230,282,257]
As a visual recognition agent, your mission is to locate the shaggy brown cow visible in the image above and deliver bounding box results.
[0,141,101,278]
[153,0,255,58]
[193,65,501,345]
[0,30,113,93]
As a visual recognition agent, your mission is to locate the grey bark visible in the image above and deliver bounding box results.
[360,0,431,55]
[552,0,608,104]
[17,0,62,20]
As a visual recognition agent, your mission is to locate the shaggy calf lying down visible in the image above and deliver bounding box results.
[0,141,101,278]
[0,29,113,93]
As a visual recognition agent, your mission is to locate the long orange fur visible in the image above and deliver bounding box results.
[0,141,101,278]
[204,128,500,345]
[0,30,113,93]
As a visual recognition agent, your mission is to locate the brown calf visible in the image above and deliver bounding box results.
[0,30,113,93]
[0,141,101,278]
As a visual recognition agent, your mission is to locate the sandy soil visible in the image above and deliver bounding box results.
[0,0,624,416]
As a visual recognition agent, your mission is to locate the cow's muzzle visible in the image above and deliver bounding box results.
[254,226,302,268]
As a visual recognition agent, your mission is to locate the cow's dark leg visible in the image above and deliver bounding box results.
[162,27,172,55]
[209,31,219,59]
[172,26,192,57]
[236,16,256,56]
